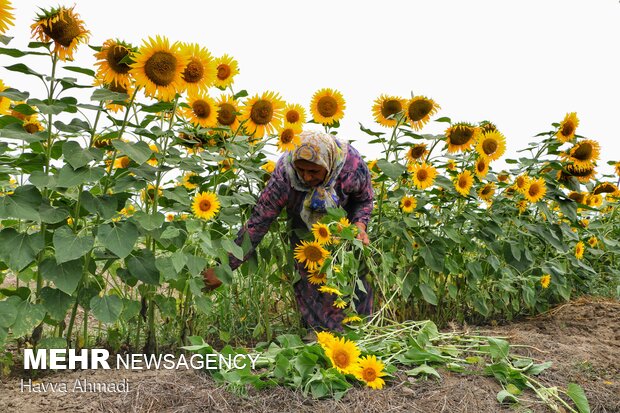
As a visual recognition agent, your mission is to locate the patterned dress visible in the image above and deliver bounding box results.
[228,144,374,331]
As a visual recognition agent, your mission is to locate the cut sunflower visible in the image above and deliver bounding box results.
[476,130,506,161]
[0,0,14,34]
[294,240,329,271]
[94,39,134,88]
[311,222,332,245]
[216,95,241,131]
[324,337,361,375]
[213,54,239,89]
[400,196,416,213]
[372,94,406,127]
[191,191,221,221]
[276,123,302,152]
[307,270,327,285]
[283,103,307,127]
[316,331,335,349]
[240,91,285,139]
[355,355,386,390]
[179,43,216,94]
[454,170,473,197]
[131,35,189,101]
[575,241,585,260]
[445,123,478,153]
[31,6,90,61]
[524,177,546,203]
[310,88,346,125]
[410,163,437,190]
[183,93,218,128]
[405,96,440,131]
[540,274,551,289]
[318,285,342,296]
[556,112,579,143]
[333,299,347,309]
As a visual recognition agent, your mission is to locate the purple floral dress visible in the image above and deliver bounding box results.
[228,144,374,331]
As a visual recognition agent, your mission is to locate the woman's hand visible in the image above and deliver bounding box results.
[353,222,370,245]
[201,268,222,292]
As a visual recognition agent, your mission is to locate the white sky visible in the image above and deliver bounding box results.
[4,0,620,176]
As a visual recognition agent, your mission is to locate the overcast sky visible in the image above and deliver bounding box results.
[4,0,619,176]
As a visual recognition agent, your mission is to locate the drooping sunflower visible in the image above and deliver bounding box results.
[355,355,386,390]
[0,0,14,34]
[556,112,579,143]
[562,163,596,184]
[294,240,329,271]
[131,36,189,102]
[372,94,406,127]
[324,337,361,375]
[179,43,217,94]
[478,182,496,203]
[310,88,346,125]
[524,177,547,203]
[215,95,241,131]
[22,116,44,134]
[575,241,585,260]
[213,54,239,89]
[241,91,285,139]
[476,130,506,162]
[593,182,618,195]
[405,96,440,131]
[311,222,332,245]
[410,163,437,190]
[31,6,90,61]
[454,170,474,197]
[540,274,551,289]
[445,123,479,153]
[283,103,307,127]
[276,123,302,152]
[568,191,586,204]
[333,299,347,309]
[183,93,218,128]
[342,315,362,324]
[563,139,600,169]
[497,171,510,183]
[181,172,198,190]
[406,143,428,163]
[94,39,134,88]
[191,191,221,221]
[307,270,327,285]
[474,157,489,179]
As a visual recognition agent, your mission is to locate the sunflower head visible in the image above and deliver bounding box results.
[445,123,479,153]
[474,157,489,179]
[355,355,386,390]
[216,95,241,131]
[405,96,440,131]
[23,117,44,134]
[325,337,361,375]
[563,139,600,169]
[191,191,221,221]
[454,170,474,197]
[524,177,547,203]
[406,144,428,163]
[593,182,617,195]
[400,196,417,213]
[316,331,336,349]
[615,162,620,177]
[476,130,506,162]
[587,237,598,248]
[31,6,90,61]
[276,124,302,152]
[213,54,239,89]
[540,274,551,289]
[94,39,135,88]
[556,112,579,143]
[311,222,332,245]
[180,43,217,94]
[307,270,328,285]
[568,191,586,204]
[294,240,329,272]
[575,241,585,260]
[478,182,496,203]
[410,163,437,190]
[261,160,276,174]
[183,93,218,128]
[310,88,346,125]
[563,163,597,184]
[372,94,406,127]
[241,91,285,138]
[0,0,14,34]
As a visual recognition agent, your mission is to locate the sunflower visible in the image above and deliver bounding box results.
[454,170,474,197]
[276,123,302,152]
[166,213,175,222]
[131,36,188,101]
[410,163,437,190]
[140,184,163,202]
[593,182,617,195]
[333,299,347,309]
[181,172,198,190]
[446,160,457,171]
[476,130,506,162]
[318,285,342,296]
[497,171,510,183]
[474,157,489,179]
[514,174,530,193]
[367,160,378,173]
[406,144,428,163]
[587,237,598,248]
[479,121,498,134]
[355,355,386,390]
[294,240,329,271]
[372,94,406,127]
[241,91,285,139]
[524,178,547,203]
[324,337,361,375]
[0,0,14,34]
[568,191,586,204]
[219,157,235,172]
[400,196,417,213]
[540,274,551,289]
[615,162,620,177]
[563,164,596,184]
[97,79,134,113]
[311,222,332,245]
[307,270,327,285]
[575,241,585,260]
[23,117,44,134]
[283,103,307,127]
[585,194,603,207]
[405,96,440,131]
[342,315,362,325]
[478,182,496,203]
[516,200,528,214]
[31,6,90,61]
[556,112,579,143]
[183,93,218,128]
[563,139,600,169]
[147,144,159,166]
[113,156,130,169]
[179,43,217,94]
[316,331,336,349]
[0,79,10,115]
[310,88,346,125]
[261,160,276,174]
[213,54,239,89]
[216,95,241,131]
[191,191,221,221]
[94,39,134,88]
[445,123,479,153]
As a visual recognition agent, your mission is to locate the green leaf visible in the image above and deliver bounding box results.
[4,63,44,78]
[56,165,105,187]
[39,203,69,224]
[567,383,590,413]
[405,364,441,379]
[62,141,94,169]
[487,337,510,361]
[39,258,83,295]
[90,294,123,324]
[112,140,152,164]
[11,300,46,338]
[133,211,165,231]
[420,245,443,272]
[193,295,213,315]
[91,88,129,102]
[294,350,318,379]
[63,66,95,77]
[0,299,18,328]
[40,287,73,321]
[0,229,43,271]
[97,221,139,259]
[419,283,438,305]
[53,226,94,264]
[497,390,518,404]
[221,238,244,261]
[125,249,160,285]
[0,87,29,101]
[27,98,68,115]
[0,184,43,222]
[376,159,406,180]
[0,122,46,142]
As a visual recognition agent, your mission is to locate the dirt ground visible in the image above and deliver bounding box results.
[0,297,618,413]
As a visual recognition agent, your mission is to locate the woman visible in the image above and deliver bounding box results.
[202,130,374,330]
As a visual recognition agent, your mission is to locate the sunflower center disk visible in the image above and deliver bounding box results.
[482,139,498,155]
[24,123,40,134]
[417,170,428,181]
[304,246,322,262]
[561,122,575,137]
[450,128,474,145]
[572,143,592,161]
[250,100,273,125]
[144,52,178,86]
[318,228,328,238]
[286,111,300,123]
[192,100,211,118]
[317,96,338,117]
[217,103,236,125]
[459,177,468,188]
[334,351,349,368]
[183,59,204,83]
[107,46,131,74]
[199,200,212,211]
[477,161,486,173]
[108,80,128,94]
[408,100,433,121]
[217,64,231,80]
[43,14,82,47]
[411,146,425,159]
[281,129,294,144]
[529,185,540,197]
[363,368,377,382]
[381,100,402,119]
[404,200,412,208]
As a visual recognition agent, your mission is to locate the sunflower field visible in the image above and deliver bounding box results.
[0,3,618,411]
